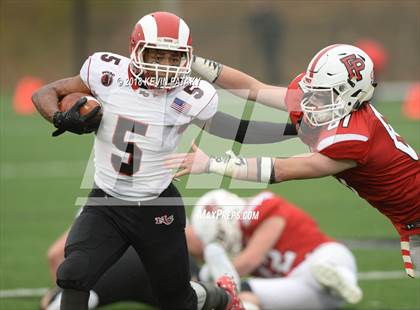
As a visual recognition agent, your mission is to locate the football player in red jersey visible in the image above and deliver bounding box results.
[165,44,420,277]
[188,190,361,310]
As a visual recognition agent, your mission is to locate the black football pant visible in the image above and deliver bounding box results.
[51,247,201,307]
[56,183,197,310]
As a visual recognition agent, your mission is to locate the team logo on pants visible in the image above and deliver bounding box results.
[155,215,174,225]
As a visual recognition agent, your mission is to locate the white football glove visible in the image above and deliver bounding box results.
[191,55,223,83]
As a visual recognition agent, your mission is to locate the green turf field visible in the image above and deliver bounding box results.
[0,92,419,310]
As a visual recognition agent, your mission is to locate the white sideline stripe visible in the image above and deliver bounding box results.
[0,271,411,298]
[358,270,409,280]
[0,287,49,298]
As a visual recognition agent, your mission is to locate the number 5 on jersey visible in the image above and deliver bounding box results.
[111,117,148,176]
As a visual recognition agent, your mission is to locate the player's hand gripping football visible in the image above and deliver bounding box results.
[164,142,210,178]
[52,97,101,137]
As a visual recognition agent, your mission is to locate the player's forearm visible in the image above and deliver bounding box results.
[233,252,262,276]
[215,65,262,99]
[270,157,314,182]
[32,84,61,123]
[217,67,287,111]
[205,111,297,144]
[271,154,357,182]
[208,154,323,183]
[32,76,91,123]
[192,56,287,111]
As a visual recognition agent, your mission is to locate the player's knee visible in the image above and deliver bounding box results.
[56,251,90,291]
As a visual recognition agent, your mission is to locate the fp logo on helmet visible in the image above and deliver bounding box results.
[340,54,365,81]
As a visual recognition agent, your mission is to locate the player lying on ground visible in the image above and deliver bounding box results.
[41,190,361,310]
[32,11,301,310]
[189,190,361,310]
[165,44,420,277]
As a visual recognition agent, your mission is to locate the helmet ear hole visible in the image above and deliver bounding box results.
[353,101,362,110]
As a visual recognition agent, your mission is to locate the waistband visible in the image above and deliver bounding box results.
[87,183,181,207]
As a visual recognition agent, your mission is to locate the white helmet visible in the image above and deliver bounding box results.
[191,190,245,255]
[300,44,376,126]
[129,11,193,89]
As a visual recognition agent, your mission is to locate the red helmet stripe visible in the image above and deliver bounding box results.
[308,44,342,78]
[152,11,180,41]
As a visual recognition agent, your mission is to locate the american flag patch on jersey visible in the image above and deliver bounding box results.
[171,97,191,114]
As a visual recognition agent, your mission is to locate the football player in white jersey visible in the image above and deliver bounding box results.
[32,11,299,310]
[32,11,272,310]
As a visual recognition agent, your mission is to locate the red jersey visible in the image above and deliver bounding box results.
[240,192,334,277]
[285,75,420,237]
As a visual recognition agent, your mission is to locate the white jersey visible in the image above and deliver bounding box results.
[80,52,218,201]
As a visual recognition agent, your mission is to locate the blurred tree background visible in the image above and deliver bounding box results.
[1,0,419,93]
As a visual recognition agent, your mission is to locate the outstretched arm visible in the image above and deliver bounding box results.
[164,144,356,182]
[193,111,297,144]
[192,56,288,111]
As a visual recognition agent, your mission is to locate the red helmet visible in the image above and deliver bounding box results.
[129,11,193,89]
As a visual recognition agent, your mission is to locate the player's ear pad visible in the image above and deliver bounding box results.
[56,251,90,290]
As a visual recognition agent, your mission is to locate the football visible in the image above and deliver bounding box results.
[59,92,102,119]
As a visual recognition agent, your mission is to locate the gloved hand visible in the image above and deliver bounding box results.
[52,97,101,137]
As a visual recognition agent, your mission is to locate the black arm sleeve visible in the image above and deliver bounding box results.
[201,111,298,144]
